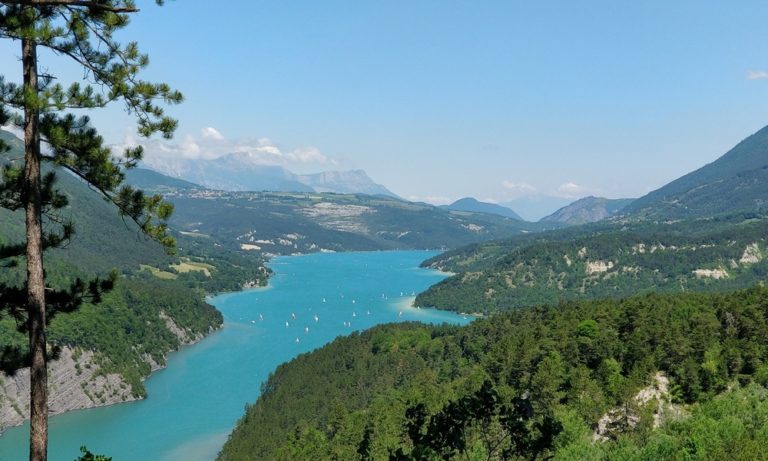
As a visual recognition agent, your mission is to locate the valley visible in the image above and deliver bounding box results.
[4,3,768,461]
[5,119,768,459]
[215,124,768,460]
[0,251,468,461]
[162,188,547,256]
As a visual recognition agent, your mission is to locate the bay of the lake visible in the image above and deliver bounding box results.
[0,251,471,461]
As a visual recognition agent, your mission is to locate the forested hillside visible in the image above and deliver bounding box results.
[414,125,768,314]
[218,287,768,460]
[1,132,269,293]
[417,214,768,313]
[623,124,768,220]
[160,190,550,256]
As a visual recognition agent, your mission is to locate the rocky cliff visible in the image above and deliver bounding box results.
[0,312,211,433]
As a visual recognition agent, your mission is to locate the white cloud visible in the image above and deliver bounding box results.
[747,70,768,80]
[407,195,453,206]
[553,182,592,199]
[112,127,337,170]
[201,126,224,140]
[501,180,538,198]
[286,146,330,164]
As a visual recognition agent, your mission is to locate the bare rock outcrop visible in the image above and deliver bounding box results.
[0,347,135,433]
[593,372,680,442]
[0,310,210,433]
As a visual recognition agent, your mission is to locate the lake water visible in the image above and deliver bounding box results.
[0,251,471,461]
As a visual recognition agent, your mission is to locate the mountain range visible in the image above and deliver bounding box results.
[438,196,634,226]
[142,153,398,197]
[125,179,553,257]
[416,124,768,313]
[140,145,646,225]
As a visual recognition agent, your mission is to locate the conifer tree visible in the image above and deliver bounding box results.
[0,2,181,460]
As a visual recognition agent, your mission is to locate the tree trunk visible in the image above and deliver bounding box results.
[22,36,48,461]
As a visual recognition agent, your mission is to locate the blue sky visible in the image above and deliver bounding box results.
[3,1,768,218]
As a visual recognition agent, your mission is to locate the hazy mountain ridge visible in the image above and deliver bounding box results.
[162,190,547,256]
[296,169,397,196]
[540,196,634,225]
[441,197,523,220]
[122,167,202,193]
[500,196,574,221]
[124,167,557,256]
[142,153,398,197]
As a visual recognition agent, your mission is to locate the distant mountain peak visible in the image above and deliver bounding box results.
[297,170,398,197]
[540,196,634,225]
[442,197,523,220]
[141,155,398,197]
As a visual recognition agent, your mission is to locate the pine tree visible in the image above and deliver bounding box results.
[0,2,181,460]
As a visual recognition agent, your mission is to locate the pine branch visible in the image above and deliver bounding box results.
[0,0,139,13]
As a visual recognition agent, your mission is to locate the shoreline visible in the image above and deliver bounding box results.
[0,322,222,437]
[1,250,452,440]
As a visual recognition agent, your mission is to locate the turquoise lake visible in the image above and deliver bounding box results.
[0,251,471,461]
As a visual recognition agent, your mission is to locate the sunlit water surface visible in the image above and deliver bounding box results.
[0,251,471,460]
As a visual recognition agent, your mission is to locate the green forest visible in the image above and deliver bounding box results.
[417,213,768,313]
[218,286,768,460]
[0,255,224,398]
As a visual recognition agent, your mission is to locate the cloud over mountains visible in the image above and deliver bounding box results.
[115,127,338,172]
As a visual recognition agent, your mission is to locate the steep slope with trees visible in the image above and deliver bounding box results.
[623,124,768,220]
[0,131,266,433]
[415,125,768,314]
[417,214,768,313]
[218,287,768,460]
